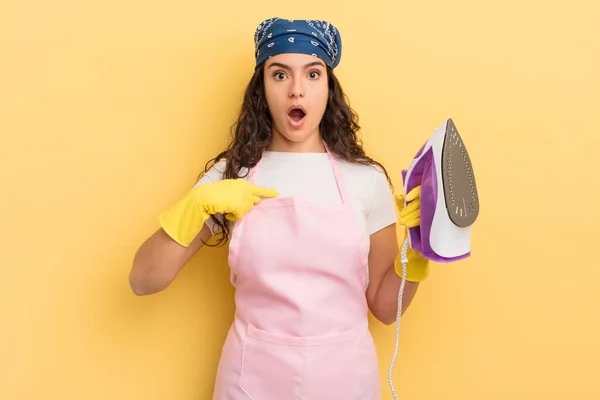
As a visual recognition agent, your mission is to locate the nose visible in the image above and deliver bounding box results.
[288,77,305,98]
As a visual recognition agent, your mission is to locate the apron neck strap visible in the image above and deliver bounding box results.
[323,141,349,203]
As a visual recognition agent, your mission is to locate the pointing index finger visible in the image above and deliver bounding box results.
[250,183,279,198]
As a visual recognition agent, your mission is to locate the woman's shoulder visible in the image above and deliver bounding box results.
[337,159,390,188]
[194,159,227,186]
[337,159,397,234]
[194,158,251,187]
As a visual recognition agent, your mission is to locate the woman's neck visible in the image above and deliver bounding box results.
[267,129,326,153]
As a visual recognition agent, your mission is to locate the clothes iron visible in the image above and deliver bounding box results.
[388,118,480,399]
[403,117,479,262]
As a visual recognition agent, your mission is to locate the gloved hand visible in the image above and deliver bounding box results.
[160,178,279,247]
[393,186,430,282]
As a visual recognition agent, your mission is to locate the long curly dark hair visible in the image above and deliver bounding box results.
[200,64,392,245]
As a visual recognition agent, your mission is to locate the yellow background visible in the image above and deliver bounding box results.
[2,0,599,399]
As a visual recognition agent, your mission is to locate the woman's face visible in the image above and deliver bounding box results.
[263,53,329,152]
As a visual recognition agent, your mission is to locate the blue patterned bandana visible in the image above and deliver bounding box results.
[254,18,342,70]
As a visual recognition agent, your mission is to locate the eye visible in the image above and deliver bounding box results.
[308,71,320,79]
[273,72,287,80]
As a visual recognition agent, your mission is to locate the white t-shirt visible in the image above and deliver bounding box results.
[194,151,398,246]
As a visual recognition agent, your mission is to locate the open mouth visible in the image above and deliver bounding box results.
[288,107,306,123]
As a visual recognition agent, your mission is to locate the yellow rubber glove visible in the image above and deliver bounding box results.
[393,186,430,282]
[160,178,279,247]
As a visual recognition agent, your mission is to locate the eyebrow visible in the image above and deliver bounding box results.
[268,61,326,70]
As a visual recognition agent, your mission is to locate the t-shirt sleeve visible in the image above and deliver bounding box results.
[192,159,227,236]
[365,167,398,235]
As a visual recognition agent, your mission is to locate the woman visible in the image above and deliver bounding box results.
[130,17,430,400]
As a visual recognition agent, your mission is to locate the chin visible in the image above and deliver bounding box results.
[281,125,319,141]
[272,122,322,149]
[281,129,314,142]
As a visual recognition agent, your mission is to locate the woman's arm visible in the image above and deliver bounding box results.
[366,224,419,325]
[129,224,213,296]
[128,172,278,296]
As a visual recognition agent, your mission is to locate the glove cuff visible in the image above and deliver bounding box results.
[394,252,430,282]
[159,192,210,247]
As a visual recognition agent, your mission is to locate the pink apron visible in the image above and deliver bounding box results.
[212,146,381,400]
